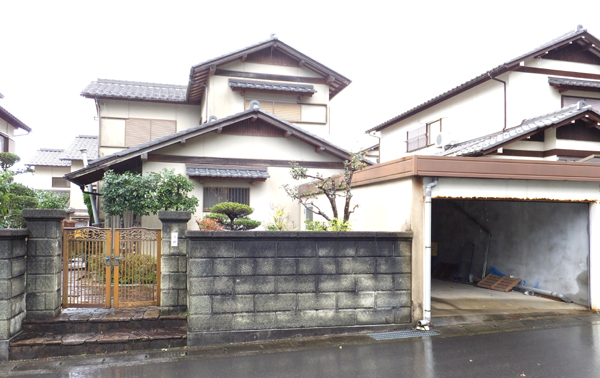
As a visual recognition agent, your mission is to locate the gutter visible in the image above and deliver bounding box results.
[419,178,438,327]
[488,72,507,131]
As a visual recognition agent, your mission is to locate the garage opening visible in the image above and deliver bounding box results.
[430,199,590,320]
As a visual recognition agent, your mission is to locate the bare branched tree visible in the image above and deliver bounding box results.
[283,153,367,223]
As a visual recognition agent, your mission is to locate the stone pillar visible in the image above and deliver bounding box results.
[158,211,191,315]
[23,209,66,320]
[0,229,28,361]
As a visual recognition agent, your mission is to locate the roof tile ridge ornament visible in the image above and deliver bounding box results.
[249,100,260,110]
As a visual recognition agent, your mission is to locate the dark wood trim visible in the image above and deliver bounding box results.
[496,148,600,158]
[515,66,600,81]
[501,149,545,158]
[544,149,600,158]
[148,154,344,169]
[551,84,600,94]
[215,69,327,85]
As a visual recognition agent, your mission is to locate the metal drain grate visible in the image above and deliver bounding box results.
[369,330,439,340]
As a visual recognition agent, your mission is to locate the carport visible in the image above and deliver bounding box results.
[430,198,591,322]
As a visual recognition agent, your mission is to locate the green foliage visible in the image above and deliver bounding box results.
[263,204,293,231]
[208,202,261,231]
[36,191,69,209]
[303,218,351,231]
[0,152,20,170]
[304,220,327,231]
[83,193,94,225]
[100,171,155,216]
[100,169,199,217]
[326,218,352,231]
[283,153,366,225]
[0,170,38,228]
[149,169,199,212]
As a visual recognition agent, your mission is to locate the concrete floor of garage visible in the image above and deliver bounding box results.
[431,279,591,326]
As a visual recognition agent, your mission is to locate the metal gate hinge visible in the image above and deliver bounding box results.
[114,256,124,266]
[101,255,112,266]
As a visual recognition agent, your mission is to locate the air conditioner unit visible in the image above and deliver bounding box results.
[435,132,455,148]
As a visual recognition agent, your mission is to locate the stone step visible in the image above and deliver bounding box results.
[9,327,187,360]
[22,307,186,335]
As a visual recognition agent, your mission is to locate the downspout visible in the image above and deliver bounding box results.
[80,149,99,225]
[488,72,507,131]
[419,178,438,327]
[517,285,573,303]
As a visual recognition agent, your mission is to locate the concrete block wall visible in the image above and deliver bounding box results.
[186,231,413,346]
[158,211,191,315]
[0,229,28,361]
[22,209,66,320]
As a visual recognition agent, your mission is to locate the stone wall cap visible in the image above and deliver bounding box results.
[158,211,192,222]
[186,230,413,239]
[0,229,29,238]
[22,209,66,220]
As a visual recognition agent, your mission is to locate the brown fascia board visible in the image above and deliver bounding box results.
[0,105,31,132]
[350,155,600,189]
[81,93,188,105]
[366,29,600,134]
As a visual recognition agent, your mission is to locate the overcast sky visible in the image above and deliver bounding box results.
[2,0,600,170]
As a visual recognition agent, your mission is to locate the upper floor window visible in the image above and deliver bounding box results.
[125,118,177,147]
[244,100,327,124]
[0,134,7,152]
[407,119,442,152]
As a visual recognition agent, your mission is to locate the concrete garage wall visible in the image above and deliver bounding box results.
[186,231,413,346]
[432,200,589,305]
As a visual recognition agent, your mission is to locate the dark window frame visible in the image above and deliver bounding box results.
[203,187,250,212]
[52,177,70,188]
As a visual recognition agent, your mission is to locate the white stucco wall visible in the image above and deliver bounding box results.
[29,166,71,192]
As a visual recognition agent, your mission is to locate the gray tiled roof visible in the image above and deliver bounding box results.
[441,101,597,157]
[60,135,99,161]
[229,79,316,94]
[81,79,188,103]
[549,76,600,90]
[26,149,70,167]
[186,165,270,179]
[367,26,599,133]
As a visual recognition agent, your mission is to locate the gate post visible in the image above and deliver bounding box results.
[158,211,191,315]
[0,229,28,361]
[23,209,66,319]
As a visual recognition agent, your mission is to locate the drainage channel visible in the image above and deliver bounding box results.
[369,330,440,341]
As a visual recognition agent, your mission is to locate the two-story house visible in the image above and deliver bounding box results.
[305,26,600,325]
[67,37,362,229]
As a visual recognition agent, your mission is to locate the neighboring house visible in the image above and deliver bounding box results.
[69,37,360,229]
[27,136,98,225]
[306,26,600,322]
[0,93,31,153]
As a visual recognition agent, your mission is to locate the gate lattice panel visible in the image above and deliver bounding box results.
[62,227,161,309]
[62,227,111,308]
[114,228,161,308]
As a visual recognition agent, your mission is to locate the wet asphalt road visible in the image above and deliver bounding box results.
[8,322,600,378]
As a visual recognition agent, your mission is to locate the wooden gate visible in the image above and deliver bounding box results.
[62,227,161,308]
